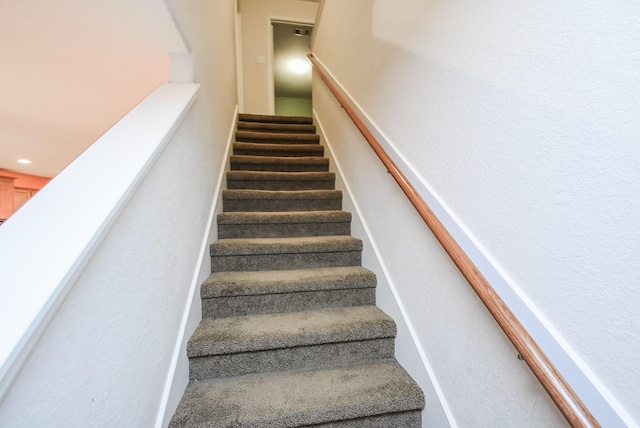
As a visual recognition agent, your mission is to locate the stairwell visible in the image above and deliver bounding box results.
[169,114,425,427]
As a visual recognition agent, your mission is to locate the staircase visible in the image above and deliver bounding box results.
[170,114,425,427]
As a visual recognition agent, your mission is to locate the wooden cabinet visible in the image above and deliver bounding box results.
[0,176,16,221]
[14,188,36,211]
[0,175,40,222]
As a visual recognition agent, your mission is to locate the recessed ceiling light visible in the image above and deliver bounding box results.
[17,159,32,164]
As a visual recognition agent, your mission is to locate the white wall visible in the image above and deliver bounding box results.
[313,74,567,428]
[160,0,239,423]
[0,0,237,426]
[313,0,639,426]
[239,0,318,114]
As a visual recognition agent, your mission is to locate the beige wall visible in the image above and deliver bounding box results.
[239,0,318,114]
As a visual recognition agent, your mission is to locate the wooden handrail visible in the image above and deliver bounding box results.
[308,53,599,428]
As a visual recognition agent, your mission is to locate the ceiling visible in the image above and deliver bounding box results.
[0,0,187,178]
[273,22,313,99]
[1,0,319,179]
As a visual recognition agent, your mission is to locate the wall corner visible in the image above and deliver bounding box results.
[170,52,194,84]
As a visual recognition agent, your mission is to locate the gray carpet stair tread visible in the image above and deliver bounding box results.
[188,306,395,357]
[222,190,343,212]
[169,361,425,428]
[230,155,329,169]
[237,121,316,134]
[210,236,363,256]
[227,171,335,191]
[231,154,328,164]
[234,139,319,147]
[234,142,324,156]
[217,210,350,226]
[236,130,320,143]
[239,113,313,124]
[227,171,334,182]
[201,266,375,298]
[222,189,341,201]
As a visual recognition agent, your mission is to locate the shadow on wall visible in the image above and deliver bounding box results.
[275,96,312,116]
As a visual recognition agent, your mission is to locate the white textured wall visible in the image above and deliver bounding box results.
[239,0,318,114]
[313,0,639,426]
[0,0,237,426]
[313,74,567,428]
[0,106,207,427]
[161,0,239,423]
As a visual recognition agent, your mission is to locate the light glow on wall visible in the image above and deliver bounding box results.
[287,58,311,74]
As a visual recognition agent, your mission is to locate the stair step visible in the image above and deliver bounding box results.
[222,189,342,212]
[201,266,376,318]
[190,306,394,358]
[236,131,320,144]
[218,211,350,239]
[188,306,396,380]
[169,361,425,427]
[234,142,324,157]
[237,121,316,134]
[227,171,335,191]
[210,236,362,272]
[230,155,329,172]
[239,113,313,125]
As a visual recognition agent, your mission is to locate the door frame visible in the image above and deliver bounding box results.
[267,16,315,115]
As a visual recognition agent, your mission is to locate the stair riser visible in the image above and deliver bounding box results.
[218,222,350,239]
[235,139,320,146]
[239,113,313,124]
[236,132,320,144]
[211,251,361,272]
[234,143,324,157]
[237,122,316,134]
[230,160,329,172]
[231,164,329,172]
[189,338,394,381]
[227,178,335,191]
[223,198,342,212]
[202,287,375,319]
[313,411,422,427]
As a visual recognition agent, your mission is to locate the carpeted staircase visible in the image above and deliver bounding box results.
[169,113,425,427]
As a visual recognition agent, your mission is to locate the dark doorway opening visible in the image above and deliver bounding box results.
[272,21,313,116]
